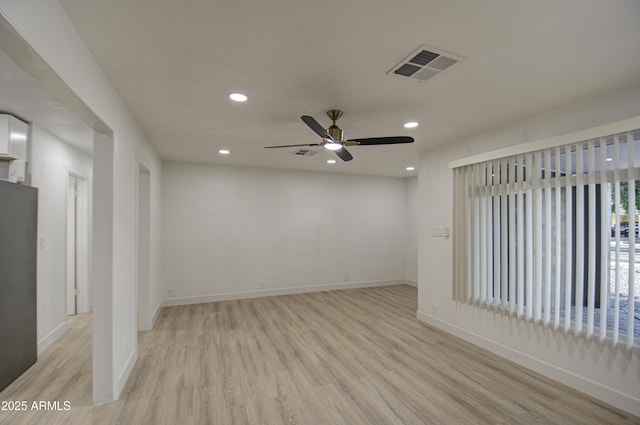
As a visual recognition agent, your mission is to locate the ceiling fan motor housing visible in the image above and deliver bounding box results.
[328,124,343,141]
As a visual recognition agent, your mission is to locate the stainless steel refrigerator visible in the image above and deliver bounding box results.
[0,179,37,391]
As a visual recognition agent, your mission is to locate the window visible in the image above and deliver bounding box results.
[452,128,640,349]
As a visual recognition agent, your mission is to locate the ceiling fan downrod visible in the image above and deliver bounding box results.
[326,109,344,141]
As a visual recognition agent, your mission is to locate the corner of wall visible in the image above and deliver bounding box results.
[115,348,137,398]
[37,320,67,355]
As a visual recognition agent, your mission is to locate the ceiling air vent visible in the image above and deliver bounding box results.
[388,45,464,83]
[292,149,320,156]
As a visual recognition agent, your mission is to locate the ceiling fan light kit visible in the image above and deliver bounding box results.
[264,109,414,162]
[323,141,343,151]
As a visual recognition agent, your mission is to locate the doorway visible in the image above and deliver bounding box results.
[0,12,117,403]
[137,164,152,331]
[66,174,90,316]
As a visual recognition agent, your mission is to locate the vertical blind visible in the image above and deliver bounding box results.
[453,129,640,349]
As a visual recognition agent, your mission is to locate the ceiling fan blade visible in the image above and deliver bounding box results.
[264,143,320,149]
[334,147,353,162]
[346,136,414,145]
[301,115,333,140]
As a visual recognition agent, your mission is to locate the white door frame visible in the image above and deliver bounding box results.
[66,175,77,316]
[136,162,152,331]
[66,173,90,315]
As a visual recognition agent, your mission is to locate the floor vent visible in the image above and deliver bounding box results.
[388,45,464,83]
[292,149,321,156]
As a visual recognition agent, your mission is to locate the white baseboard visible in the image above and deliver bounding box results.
[404,279,418,287]
[37,321,68,355]
[416,310,640,417]
[161,279,408,307]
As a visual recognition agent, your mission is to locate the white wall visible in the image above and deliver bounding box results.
[0,0,163,402]
[417,83,640,415]
[162,162,410,300]
[29,125,92,353]
[405,176,418,284]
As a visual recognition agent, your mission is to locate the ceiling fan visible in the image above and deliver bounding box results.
[264,109,414,162]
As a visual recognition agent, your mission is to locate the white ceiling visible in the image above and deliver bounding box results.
[10,0,640,177]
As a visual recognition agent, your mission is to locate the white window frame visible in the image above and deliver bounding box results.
[450,116,640,350]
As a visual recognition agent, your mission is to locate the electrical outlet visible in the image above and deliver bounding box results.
[259,281,265,289]
[168,288,175,297]
[432,226,450,238]
[345,275,349,282]
[432,303,439,315]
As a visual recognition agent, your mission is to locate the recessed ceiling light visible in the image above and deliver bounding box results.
[404,121,419,129]
[606,157,613,162]
[218,149,230,155]
[406,166,416,171]
[327,159,337,164]
[228,93,248,102]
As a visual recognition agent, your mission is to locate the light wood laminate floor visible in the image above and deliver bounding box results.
[1,285,638,424]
